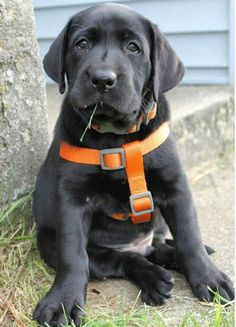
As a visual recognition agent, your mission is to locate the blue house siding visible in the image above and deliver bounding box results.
[34,0,234,84]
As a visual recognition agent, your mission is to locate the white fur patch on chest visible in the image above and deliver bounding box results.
[114,231,154,256]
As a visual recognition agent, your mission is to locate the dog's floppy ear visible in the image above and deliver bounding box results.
[149,24,185,101]
[43,21,72,94]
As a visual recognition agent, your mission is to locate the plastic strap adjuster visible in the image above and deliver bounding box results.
[129,191,154,216]
[100,148,126,170]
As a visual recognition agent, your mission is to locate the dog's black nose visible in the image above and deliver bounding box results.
[91,70,117,92]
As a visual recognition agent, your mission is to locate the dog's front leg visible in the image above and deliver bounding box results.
[160,173,234,302]
[33,188,91,327]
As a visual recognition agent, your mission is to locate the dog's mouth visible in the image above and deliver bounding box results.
[78,102,138,128]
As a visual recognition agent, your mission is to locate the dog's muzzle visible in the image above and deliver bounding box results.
[91,101,157,134]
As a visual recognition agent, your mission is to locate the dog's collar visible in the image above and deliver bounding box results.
[59,122,170,224]
[91,101,157,134]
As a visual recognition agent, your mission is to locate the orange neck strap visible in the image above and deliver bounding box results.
[60,122,170,224]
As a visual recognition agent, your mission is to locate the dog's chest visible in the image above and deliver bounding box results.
[76,166,164,213]
[106,231,154,255]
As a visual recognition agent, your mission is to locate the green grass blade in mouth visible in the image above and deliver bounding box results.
[80,103,98,143]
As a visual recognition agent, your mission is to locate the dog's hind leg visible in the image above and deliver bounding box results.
[146,243,180,272]
[146,241,215,273]
[36,227,57,270]
[88,245,174,305]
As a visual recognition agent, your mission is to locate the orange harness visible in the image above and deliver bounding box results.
[60,122,170,224]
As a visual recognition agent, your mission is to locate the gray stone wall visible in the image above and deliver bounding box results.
[0,0,49,204]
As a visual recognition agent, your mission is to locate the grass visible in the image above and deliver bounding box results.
[0,157,235,327]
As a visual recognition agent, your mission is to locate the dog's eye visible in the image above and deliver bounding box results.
[127,42,140,54]
[75,39,89,50]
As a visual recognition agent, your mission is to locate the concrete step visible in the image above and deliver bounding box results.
[46,85,234,169]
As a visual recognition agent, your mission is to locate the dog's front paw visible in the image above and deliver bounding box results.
[33,284,85,327]
[132,265,174,306]
[186,257,234,303]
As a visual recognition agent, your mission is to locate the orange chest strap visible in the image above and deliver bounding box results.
[59,122,170,224]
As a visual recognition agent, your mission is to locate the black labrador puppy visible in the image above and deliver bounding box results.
[33,3,234,327]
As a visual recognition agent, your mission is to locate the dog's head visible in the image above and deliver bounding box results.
[44,3,185,131]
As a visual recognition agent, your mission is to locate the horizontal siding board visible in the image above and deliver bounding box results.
[34,0,228,38]
[167,32,228,67]
[184,68,228,84]
[228,0,235,83]
[126,0,228,33]
[34,0,136,8]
